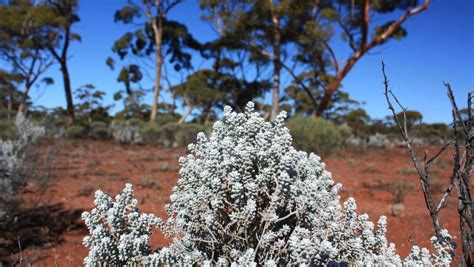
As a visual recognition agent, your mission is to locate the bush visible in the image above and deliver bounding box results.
[154,113,180,125]
[109,120,142,144]
[89,121,107,129]
[82,184,161,266]
[174,123,205,147]
[159,122,181,147]
[141,121,207,146]
[0,120,17,140]
[89,126,109,140]
[288,115,349,157]
[156,122,207,148]
[140,122,162,145]
[83,103,454,266]
[88,121,109,140]
[1,113,45,217]
[66,125,87,139]
[368,133,390,148]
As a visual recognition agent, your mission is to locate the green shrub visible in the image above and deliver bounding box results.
[127,118,144,127]
[0,109,16,121]
[90,126,109,140]
[89,121,107,129]
[140,122,162,144]
[159,122,181,147]
[88,121,110,140]
[287,115,348,157]
[67,125,87,139]
[175,123,206,147]
[0,120,17,140]
[154,113,180,125]
[338,123,352,140]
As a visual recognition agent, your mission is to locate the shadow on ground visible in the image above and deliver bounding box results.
[0,203,85,265]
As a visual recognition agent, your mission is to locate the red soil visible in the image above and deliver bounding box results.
[2,138,465,266]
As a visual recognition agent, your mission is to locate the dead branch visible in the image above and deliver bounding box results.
[383,62,473,265]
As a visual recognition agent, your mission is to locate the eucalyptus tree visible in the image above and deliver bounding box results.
[200,0,310,120]
[201,0,431,118]
[109,0,200,121]
[0,69,23,119]
[0,0,55,114]
[39,0,81,125]
[289,0,432,117]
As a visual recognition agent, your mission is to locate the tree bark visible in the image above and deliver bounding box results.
[17,84,32,115]
[178,106,193,124]
[150,14,164,122]
[269,0,281,121]
[61,60,75,125]
[46,0,76,125]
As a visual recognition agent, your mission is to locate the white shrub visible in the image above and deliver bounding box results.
[83,103,454,266]
[110,120,143,145]
[0,112,45,216]
[81,184,164,266]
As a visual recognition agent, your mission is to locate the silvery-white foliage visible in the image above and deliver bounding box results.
[368,133,390,148]
[82,183,164,266]
[15,112,45,145]
[110,120,143,144]
[0,113,45,215]
[83,103,454,266]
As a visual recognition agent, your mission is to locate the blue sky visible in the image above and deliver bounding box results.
[24,0,474,123]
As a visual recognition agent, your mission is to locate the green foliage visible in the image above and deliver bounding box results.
[395,110,423,129]
[0,120,17,140]
[0,69,23,111]
[175,123,206,147]
[158,122,206,148]
[416,123,451,143]
[66,125,87,139]
[154,113,180,125]
[109,0,200,120]
[288,115,349,157]
[159,122,181,147]
[0,2,56,111]
[89,127,109,140]
[88,121,109,140]
[89,121,107,129]
[127,118,143,127]
[344,108,371,135]
[140,122,162,144]
[75,84,111,123]
[199,0,425,116]
[113,90,150,121]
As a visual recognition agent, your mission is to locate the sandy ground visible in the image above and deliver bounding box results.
[0,138,465,266]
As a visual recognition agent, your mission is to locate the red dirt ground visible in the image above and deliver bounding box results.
[2,138,466,266]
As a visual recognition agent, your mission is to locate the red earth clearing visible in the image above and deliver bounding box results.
[1,138,466,266]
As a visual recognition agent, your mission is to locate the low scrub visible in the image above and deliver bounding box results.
[66,125,87,139]
[0,120,17,140]
[109,120,143,144]
[145,122,207,147]
[88,121,109,140]
[1,113,45,217]
[288,115,351,157]
[140,121,162,145]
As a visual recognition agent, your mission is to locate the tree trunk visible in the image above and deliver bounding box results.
[150,15,164,122]
[315,51,363,117]
[61,61,75,126]
[269,0,281,121]
[17,84,31,115]
[178,106,194,124]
